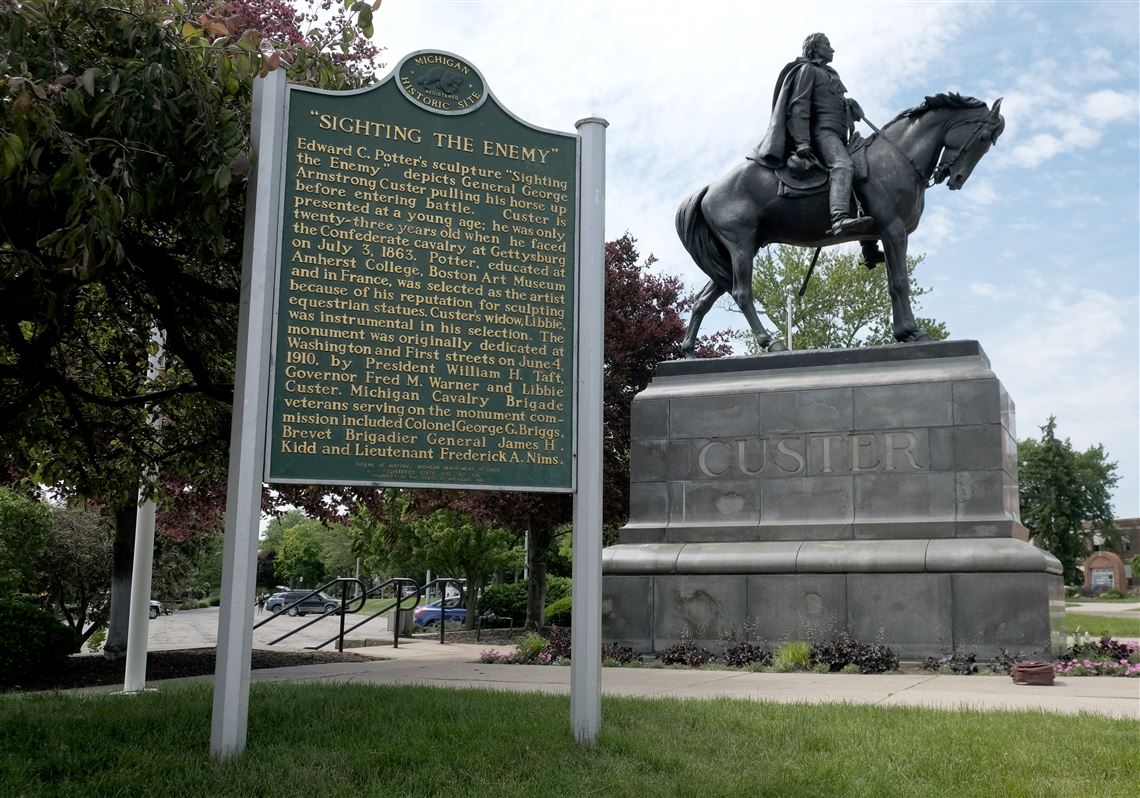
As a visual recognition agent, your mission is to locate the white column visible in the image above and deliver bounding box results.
[787,294,793,351]
[122,329,165,693]
[570,115,607,747]
[209,68,286,760]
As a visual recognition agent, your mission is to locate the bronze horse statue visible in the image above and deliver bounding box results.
[677,93,1004,355]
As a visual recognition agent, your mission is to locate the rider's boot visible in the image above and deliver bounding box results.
[860,241,886,269]
[827,165,875,237]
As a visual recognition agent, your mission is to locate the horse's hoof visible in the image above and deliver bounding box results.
[895,330,932,343]
[767,339,789,353]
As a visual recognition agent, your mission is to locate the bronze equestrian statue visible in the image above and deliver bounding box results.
[677,33,1004,356]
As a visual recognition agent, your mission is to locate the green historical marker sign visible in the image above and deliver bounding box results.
[266,51,579,491]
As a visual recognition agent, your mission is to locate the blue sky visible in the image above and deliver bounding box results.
[375,0,1139,518]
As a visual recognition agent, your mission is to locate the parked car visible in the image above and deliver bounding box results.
[413,597,466,627]
[148,600,164,620]
[265,590,340,616]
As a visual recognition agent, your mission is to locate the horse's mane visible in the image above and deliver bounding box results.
[885,92,987,128]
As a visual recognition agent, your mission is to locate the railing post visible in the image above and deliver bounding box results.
[338,579,348,653]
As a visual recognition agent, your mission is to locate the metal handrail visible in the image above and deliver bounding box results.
[253,577,366,651]
[419,578,466,645]
[307,577,421,651]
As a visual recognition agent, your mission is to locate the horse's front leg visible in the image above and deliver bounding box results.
[880,223,930,343]
[729,246,786,352]
[682,280,725,358]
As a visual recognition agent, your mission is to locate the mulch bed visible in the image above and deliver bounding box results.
[5,648,380,693]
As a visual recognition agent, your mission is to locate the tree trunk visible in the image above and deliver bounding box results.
[102,503,136,661]
[524,527,553,629]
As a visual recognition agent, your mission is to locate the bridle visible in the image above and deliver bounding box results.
[864,103,1003,189]
[931,109,1003,186]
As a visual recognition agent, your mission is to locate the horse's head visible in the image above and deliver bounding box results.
[934,98,1004,190]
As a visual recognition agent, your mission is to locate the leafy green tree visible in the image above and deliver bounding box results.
[261,510,311,553]
[274,521,329,589]
[747,245,948,351]
[319,523,358,580]
[39,503,114,647]
[1018,417,1119,584]
[0,0,380,657]
[0,487,50,597]
[410,510,521,629]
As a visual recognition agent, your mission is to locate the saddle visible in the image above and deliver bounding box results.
[762,132,871,198]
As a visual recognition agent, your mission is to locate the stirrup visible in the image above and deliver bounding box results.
[828,216,876,237]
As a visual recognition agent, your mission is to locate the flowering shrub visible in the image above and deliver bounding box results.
[1055,636,1140,677]
[512,632,551,663]
[479,649,516,664]
[1054,658,1140,677]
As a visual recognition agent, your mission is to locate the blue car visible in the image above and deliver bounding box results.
[413,597,466,627]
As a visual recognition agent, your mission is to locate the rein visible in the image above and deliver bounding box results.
[861,116,934,187]
[863,111,993,189]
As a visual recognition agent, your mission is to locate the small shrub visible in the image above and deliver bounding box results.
[772,640,813,672]
[601,642,642,665]
[546,625,571,660]
[922,651,978,675]
[1064,586,1081,599]
[986,648,1026,675]
[544,596,572,627]
[0,599,78,688]
[811,634,899,674]
[208,595,222,607]
[722,641,772,668]
[1097,588,1128,600]
[477,582,527,623]
[86,626,107,653]
[658,635,715,667]
[513,632,550,664]
[545,576,571,605]
[840,663,860,674]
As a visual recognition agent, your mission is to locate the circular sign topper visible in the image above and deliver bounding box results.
[396,51,487,115]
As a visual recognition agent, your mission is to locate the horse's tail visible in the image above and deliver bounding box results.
[675,186,732,291]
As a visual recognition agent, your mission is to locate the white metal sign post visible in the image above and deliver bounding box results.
[570,116,606,747]
[210,68,285,760]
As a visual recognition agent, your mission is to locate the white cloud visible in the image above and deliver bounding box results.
[1082,89,1140,124]
[963,178,999,206]
[1011,133,1068,167]
[969,282,998,297]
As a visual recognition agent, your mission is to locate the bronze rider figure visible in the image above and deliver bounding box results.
[754,33,884,265]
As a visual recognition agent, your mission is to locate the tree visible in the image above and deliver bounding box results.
[408,510,521,629]
[0,0,381,657]
[274,520,329,589]
[1018,417,1119,584]
[747,245,948,351]
[0,486,50,597]
[39,503,114,648]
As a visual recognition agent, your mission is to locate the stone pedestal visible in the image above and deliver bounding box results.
[602,341,1064,659]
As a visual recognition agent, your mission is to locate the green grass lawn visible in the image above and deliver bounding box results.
[354,597,399,616]
[1066,612,1140,639]
[1,684,1136,797]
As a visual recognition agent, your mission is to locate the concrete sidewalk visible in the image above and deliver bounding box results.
[116,636,1140,720]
